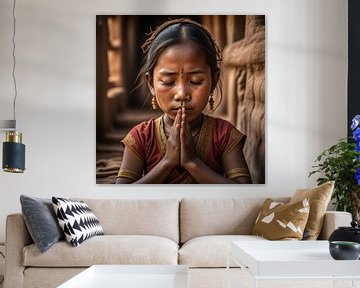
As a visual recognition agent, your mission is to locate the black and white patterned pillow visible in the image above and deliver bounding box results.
[52,197,104,247]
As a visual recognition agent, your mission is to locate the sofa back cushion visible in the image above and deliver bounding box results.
[180,198,289,243]
[72,198,179,243]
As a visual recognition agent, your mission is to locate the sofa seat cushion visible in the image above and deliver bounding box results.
[23,235,179,267]
[179,235,267,268]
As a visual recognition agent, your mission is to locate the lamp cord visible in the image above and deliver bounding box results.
[12,0,18,130]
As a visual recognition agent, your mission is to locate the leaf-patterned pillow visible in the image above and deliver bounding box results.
[252,198,310,240]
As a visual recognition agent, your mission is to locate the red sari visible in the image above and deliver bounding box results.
[118,114,246,183]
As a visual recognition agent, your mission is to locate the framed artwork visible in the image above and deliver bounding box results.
[96,15,265,184]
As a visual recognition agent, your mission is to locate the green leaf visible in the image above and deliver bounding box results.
[309,137,360,216]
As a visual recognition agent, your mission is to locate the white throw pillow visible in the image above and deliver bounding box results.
[52,197,104,247]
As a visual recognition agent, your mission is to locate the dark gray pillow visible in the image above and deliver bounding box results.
[20,195,64,253]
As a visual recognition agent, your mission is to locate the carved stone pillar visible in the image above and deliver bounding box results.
[223,15,265,184]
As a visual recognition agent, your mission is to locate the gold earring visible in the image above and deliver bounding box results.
[151,93,158,110]
[209,93,214,111]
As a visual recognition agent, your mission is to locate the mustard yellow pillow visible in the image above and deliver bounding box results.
[252,198,310,240]
[289,181,334,240]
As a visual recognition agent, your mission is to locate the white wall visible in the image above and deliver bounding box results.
[0,0,347,242]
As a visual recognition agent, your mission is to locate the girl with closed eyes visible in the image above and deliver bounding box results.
[116,18,252,184]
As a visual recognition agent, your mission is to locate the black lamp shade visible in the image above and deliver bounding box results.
[2,131,25,173]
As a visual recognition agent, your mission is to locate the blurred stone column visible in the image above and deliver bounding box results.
[223,15,265,184]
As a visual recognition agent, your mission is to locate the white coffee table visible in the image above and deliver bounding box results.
[58,265,189,288]
[228,240,360,288]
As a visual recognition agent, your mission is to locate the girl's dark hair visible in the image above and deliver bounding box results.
[137,18,223,107]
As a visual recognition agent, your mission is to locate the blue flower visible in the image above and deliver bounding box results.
[352,115,360,130]
[356,168,360,186]
[350,115,360,186]
[353,128,360,142]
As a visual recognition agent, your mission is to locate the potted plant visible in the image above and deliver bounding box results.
[309,115,360,222]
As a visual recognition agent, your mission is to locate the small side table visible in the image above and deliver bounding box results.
[58,265,189,288]
[227,240,360,288]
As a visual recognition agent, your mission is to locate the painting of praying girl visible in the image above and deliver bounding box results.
[96,15,265,184]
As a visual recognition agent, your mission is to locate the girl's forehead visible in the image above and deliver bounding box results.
[161,41,202,56]
[155,41,208,70]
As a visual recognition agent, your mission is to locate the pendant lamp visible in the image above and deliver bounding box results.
[1,0,26,173]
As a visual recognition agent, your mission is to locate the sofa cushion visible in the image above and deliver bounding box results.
[52,197,104,247]
[20,195,64,253]
[72,198,179,243]
[180,198,289,243]
[252,198,310,240]
[179,235,267,268]
[23,235,179,267]
[289,181,334,240]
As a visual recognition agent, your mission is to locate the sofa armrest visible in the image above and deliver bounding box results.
[4,213,33,288]
[318,211,352,240]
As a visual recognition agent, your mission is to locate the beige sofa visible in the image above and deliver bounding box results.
[4,198,352,288]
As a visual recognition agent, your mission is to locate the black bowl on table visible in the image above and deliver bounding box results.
[329,241,360,260]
